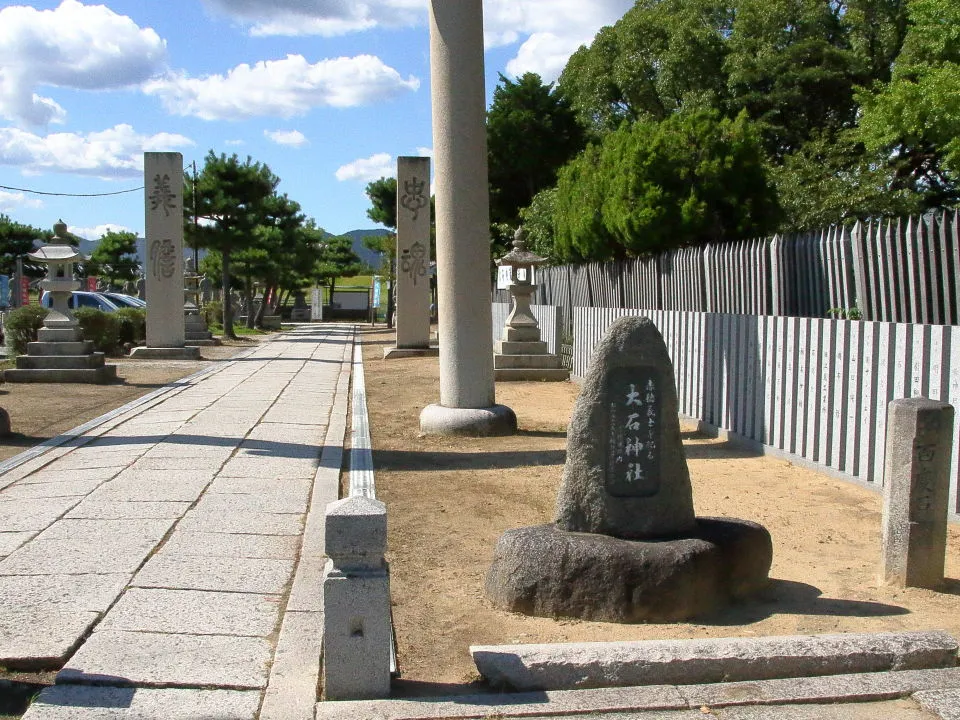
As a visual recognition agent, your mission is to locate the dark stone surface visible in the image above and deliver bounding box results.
[0,407,10,436]
[555,316,697,539]
[485,518,773,623]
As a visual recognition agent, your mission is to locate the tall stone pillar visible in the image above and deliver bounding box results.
[384,156,436,359]
[131,152,199,359]
[419,0,516,436]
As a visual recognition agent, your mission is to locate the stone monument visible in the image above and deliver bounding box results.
[130,152,200,359]
[486,317,772,622]
[385,156,437,360]
[4,220,117,384]
[494,228,568,382]
[290,291,311,322]
[880,397,954,589]
[419,0,516,436]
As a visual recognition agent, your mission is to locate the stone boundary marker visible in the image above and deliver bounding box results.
[470,630,959,692]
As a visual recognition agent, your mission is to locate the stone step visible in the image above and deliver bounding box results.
[495,340,548,355]
[312,667,960,719]
[4,365,117,383]
[37,327,80,343]
[26,341,94,356]
[16,354,106,370]
[494,367,570,382]
[494,353,562,369]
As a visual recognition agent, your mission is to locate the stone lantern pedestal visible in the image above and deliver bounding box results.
[4,220,117,384]
[494,229,568,382]
[183,261,217,346]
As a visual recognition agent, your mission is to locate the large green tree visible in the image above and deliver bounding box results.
[87,230,139,289]
[185,151,280,338]
[487,72,586,227]
[314,233,365,301]
[551,110,780,260]
[856,0,960,207]
[0,214,48,276]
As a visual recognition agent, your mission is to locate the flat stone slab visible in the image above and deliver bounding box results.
[175,509,304,536]
[915,688,960,719]
[65,500,192,520]
[23,686,260,720]
[59,630,272,689]
[0,531,33,556]
[259,611,323,720]
[128,346,202,360]
[133,554,295,594]
[99,588,280,637]
[471,631,960,691]
[158,531,299,559]
[313,667,960,719]
[0,497,83,532]
[485,518,771,623]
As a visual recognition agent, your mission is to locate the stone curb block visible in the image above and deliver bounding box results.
[470,630,959,691]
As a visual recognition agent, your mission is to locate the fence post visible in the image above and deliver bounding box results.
[322,496,392,700]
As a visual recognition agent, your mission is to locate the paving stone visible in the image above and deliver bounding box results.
[2,479,102,499]
[133,554,294,594]
[313,685,687,719]
[681,668,960,708]
[23,686,260,720]
[42,455,131,471]
[914,688,960,720]
[192,491,309,515]
[719,700,935,719]
[99,588,280,637]
[158,531,299,559]
[0,497,82,532]
[129,454,231,470]
[17,468,124,485]
[0,574,129,667]
[66,500,191,520]
[59,630,272,689]
[87,475,212,502]
[219,455,317,480]
[260,611,323,720]
[0,531,34,555]
[206,474,312,495]
[176,509,304,535]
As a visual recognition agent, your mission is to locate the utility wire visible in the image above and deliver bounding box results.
[0,184,144,198]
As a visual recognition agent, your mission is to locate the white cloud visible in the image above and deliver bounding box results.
[0,124,194,179]
[265,129,309,147]
[485,0,634,81]
[0,190,43,212]
[225,139,245,146]
[202,0,424,36]
[416,146,433,157]
[144,54,420,121]
[0,0,167,127]
[70,223,136,241]
[336,153,394,182]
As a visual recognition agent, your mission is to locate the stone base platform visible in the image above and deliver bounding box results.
[383,346,439,360]
[128,346,202,360]
[420,403,517,436]
[185,337,221,346]
[494,367,570,382]
[486,517,772,623]
[4,366,118,384]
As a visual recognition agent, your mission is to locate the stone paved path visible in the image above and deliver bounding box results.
[0,324,354,719]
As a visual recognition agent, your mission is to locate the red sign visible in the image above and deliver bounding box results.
[86,276,98,291]
[20,275,30,305]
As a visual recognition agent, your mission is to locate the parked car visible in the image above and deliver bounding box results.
[101,292,146,308]
[40,291,121,312]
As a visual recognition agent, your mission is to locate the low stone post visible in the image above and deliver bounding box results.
[321,496,391,700]
[880,397,954,589]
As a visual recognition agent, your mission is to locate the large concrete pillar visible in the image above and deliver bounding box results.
[419,0,516,436]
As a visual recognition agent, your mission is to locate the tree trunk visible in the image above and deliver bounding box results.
[386,256,396,328]
[245,280,256,329]
[254,285,270,327]
[222,249,235,339]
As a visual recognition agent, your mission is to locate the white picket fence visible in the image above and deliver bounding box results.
[491,302,562,354]
[573,307,960,520]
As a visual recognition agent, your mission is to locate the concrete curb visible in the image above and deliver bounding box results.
[470,630,959,692]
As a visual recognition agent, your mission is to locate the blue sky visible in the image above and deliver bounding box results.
[0,0,632,242]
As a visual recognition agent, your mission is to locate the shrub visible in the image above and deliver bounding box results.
[73,308,120,354]
[114,307,146,346]
[202,300,222,328]
[4,305,48,355]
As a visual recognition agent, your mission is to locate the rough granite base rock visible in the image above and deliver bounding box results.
[128,346,202,360]
[486,517,772,623]
[419,403,517,437]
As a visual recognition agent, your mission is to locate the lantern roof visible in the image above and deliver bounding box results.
[496,227,547,268]
[28,219,83,264]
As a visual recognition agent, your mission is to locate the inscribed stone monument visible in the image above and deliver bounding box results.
[395,156,431,350]
[486,316,771,622]
[881,397,954,589]
[144,152,186,349]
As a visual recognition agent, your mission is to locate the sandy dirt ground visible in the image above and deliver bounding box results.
[357,327,960,695]
[0,339,260,463]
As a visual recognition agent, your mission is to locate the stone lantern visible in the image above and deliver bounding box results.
[496,227,547,343]
[30,219,82,334]
[493,227,568,381]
